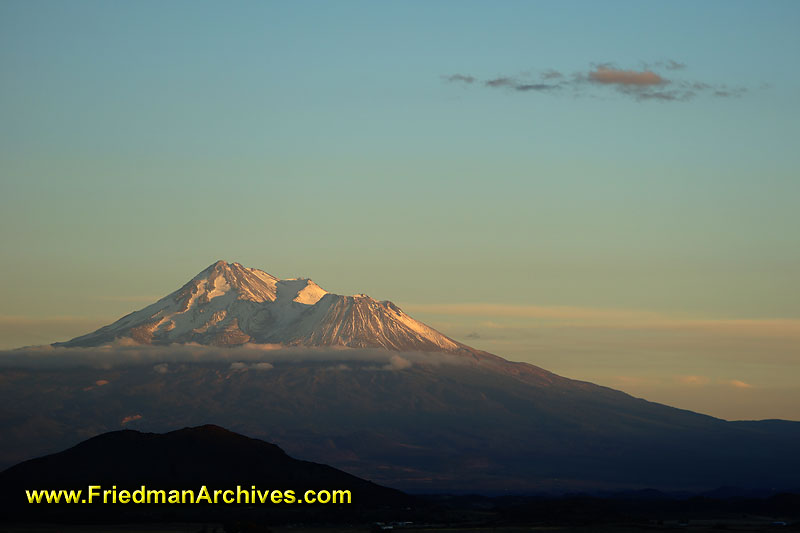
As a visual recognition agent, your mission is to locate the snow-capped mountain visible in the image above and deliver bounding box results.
[58,260,465,352]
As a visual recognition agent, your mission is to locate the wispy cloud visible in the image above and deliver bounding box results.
[403,303,661,321]
[402,303,800,338]
[541,69,564,80]
[711,86,748,98]
[443,73,475,84]
[442,61,755,102]
[121,414,142,425]
[618,375,755,390]
[485,77,516,88]
[631,375,756,392]
[588,66,666,86]
[584,65,696,101]
[678,375,711,386]
[516,83,560,92]
[642,59,686,71]
[83,379,110,391]
[478,76,561,92]
[665,60,686,71]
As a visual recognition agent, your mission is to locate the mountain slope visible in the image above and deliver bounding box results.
[58,260,464,352]
[2,356,799,492]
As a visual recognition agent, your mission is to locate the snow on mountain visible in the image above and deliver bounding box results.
[57,261,465,352]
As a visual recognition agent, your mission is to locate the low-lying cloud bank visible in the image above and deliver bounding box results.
[0,340,470,371]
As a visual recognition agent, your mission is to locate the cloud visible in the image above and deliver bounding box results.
[588,66,666,86]
[403,303,800,338]
[665,60,686,70]
[482,76,560,92]
[583,65,696,101]
[621,375,754,391]
[229,361,274,372]
[677,376,753,389]
[0,341,469,371]
[121,414,142,425]
[678,375,711,386]
[626,89,693,102]
[643,60,686,71]
[713,87,748,98]
[685,81,711,90]
[82,378,110,391]
[485,77,516,88]
[541,69,563,79]
[442,61,758,102]
[383,355,412,371]
[515,83,560,92]
[403,302,666,322]
[229,361,248,372]
[443,73,475,84]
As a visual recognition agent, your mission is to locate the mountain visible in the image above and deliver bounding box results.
[58,260,464,352]
[3,260,800,494]
[0,425,410,521]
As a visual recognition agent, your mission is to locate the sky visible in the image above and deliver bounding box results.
[1,0,799,420]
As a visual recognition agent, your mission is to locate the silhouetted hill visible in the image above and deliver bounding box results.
[0,425,410,521]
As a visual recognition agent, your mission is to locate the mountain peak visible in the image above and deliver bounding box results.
[183,260,280,304]
[198,259,236,275]
[276,278,328,305]
[57,261,468,353]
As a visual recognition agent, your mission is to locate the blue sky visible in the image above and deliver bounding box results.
[1,1,799,419]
